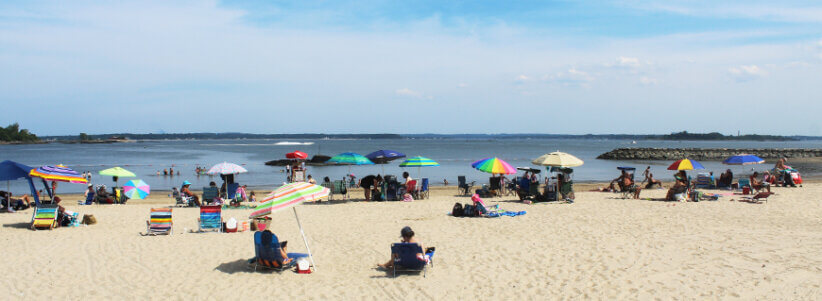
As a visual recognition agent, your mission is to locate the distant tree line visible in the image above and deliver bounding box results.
[658,131,796,141]
[0,123,39,142]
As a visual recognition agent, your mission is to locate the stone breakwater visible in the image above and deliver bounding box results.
[597,148,822,161]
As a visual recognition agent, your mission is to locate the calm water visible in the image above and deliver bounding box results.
[2,138,821,194]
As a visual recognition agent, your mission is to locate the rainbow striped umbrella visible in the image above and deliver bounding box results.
[29,165,87,184]
[250,182,329,271]
[471,157,516,175]
[123,179,150,199]
[250,182,330,218]
[667,158,705,170]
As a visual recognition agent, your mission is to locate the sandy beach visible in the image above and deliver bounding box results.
[1,182,822,300]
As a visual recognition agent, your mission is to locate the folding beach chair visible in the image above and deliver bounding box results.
[390,243,433,277]
[332,180,348,200]
[737,179,751,193]
[226,183,240,200]
[418,178,429,200]
[252,231,308,272]
[488,177,501,197]
[79,191,95,205]
[173,189,191,207]
[31,203,59,230]
[202,187,220,205]
[144,208,173,235]
[695,173,715,189]
[404,180,417,199]
[198,205,223,233]
[458,176,474,196]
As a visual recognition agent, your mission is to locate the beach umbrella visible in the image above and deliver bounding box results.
[30,165,87,184]
[98,167,136,188]
[207,162,248,198]
[286,151,308,160]
[366,150,406,174]
[0,160,41,205]
[667,158,705,170]
[327,152,374,177]
[30,165,87,200]
[207,162,248,175]
[471,157,517,175]
[722,154,765,165]
[123,179,150,200]
[327,152,374,165]
[399,156,440,179]
[250,182,330,271]
[531,152,584,168]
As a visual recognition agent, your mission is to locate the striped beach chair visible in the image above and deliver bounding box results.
[31,204,59,230]
[198,205,223,233]
[144,208,173,235]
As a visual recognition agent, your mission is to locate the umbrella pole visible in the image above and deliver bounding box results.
[293,206,316,271]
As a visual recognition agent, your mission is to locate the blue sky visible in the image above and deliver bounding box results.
[1,0,821,135]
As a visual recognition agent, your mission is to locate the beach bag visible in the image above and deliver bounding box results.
[402,193,414,202]
[82,214,96,225]
[463,204,477,217]
[452,203,463,217]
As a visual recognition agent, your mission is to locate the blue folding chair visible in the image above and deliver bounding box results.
[226,183,240,200]
[418,178,429,199]
[252,231,308,271]
[390,243,434,277]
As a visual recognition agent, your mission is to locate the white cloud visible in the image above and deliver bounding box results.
[543,68,595,86]
[457,83,468,88]
[728,65,768,81]
[618,56,641,67]
[639,76,658,85]
[395,88,422,97]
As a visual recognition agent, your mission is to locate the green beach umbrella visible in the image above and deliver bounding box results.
[99,166,136,188]
[399,156,440,179]
[327,152,374,176]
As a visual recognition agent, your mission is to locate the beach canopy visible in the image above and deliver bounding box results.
[123,179,150,199]
[250,182,330,218]
[365,150,406,164]
[531,152,584,168]
[0,160,34,181]
[471,157,516,175]
[667,158,705,170]
[286,151,308,160]
[30,165,87,184]
[723,154,765,165]
[617,166,636,171]
[207,162,248,175]
[327,152,374,165]
[98,167,136,178]
[399,156,440,167]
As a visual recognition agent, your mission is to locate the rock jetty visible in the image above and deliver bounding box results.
[597,148,822,161]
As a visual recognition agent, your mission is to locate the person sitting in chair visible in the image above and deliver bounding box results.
[750,171,771,193]
[181,181,200,207]
[666,171,690,201]
[645,173,663,189]
[718,169,733,188]
[378,226,426,270]
[609,170,633,192]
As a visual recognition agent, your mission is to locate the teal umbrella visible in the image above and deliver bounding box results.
[327,152,374,165]
[327,152,374,176]
[399,156,440,179]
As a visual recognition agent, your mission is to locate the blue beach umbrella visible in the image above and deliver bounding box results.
[366,150,406,174]
[722,154,765,165]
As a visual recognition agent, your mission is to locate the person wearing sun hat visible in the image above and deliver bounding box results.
[181,180,200,207]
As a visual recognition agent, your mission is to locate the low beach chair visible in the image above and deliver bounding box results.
[226,183,239,200]
[173,189,191,207]
[418,178,429,199]
[695,173,715,189]
[390,243,432,277]
[79,192,95,205]
[458,176,474,195]
[404,180,417,199]
[202,187,219,205]
[737,179,751,193]
[489,176,501,197]
[31,204,59,230]
[198,205,223,233]
[252,231,308,272]
[144,208,173,235]
[331,180,348,200]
